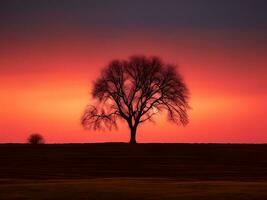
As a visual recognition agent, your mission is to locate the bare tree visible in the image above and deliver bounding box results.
[28,133,44,144]
[82,56,190,143]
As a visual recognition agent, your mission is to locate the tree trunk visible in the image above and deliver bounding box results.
[130,127,137,144]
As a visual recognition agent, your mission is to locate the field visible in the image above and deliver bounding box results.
[0,143,267,199]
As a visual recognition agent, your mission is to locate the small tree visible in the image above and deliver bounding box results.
[82,56,190,143]
[28,133,44,144]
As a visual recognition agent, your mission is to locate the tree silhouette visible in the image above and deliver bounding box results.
[82,56,190,143]
[28,133,44,144]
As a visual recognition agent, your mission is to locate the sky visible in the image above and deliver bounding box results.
[0,0,267,143]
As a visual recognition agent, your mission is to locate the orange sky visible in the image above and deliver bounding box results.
[0,28,266,143]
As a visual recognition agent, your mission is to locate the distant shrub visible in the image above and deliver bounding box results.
[27,133,45,144]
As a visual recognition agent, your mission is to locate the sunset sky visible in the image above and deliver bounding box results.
[0,0,267,143]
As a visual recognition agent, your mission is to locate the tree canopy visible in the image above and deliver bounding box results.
[82,56,190,143]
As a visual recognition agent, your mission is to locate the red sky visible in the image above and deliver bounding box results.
[1,28,266,143]
[0,1,267,143]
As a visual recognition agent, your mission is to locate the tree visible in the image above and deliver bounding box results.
[27,133,44,144]
[82,56,190,144]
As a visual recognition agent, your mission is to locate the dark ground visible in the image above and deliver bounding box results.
[0,143,267,199]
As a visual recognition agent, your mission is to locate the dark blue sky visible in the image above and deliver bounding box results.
[1,0,267,31]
